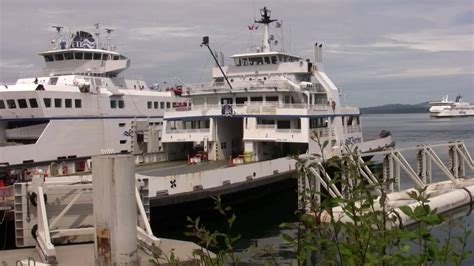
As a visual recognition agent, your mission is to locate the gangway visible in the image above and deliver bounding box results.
[298,140,474,225]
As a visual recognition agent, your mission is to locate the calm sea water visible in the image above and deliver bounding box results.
[154,113,474,264]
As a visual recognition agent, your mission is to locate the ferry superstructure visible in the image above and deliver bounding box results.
[0,25,188,179]
[160,7,392,162]
[429,95,456,115]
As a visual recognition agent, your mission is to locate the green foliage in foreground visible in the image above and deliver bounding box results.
[152,150,472,265]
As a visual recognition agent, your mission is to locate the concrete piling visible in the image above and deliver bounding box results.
[92,155,138,265]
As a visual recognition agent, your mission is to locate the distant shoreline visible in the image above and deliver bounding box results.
[360,102,429,114]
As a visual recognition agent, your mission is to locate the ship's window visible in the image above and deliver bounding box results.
[242,58,248,66]
[75,99,82,108]
[49,77,58,85]
[54,98,62,108]
[74,52,83,60]
[221,98,233,105]
[277,120,291,129]
[166,102,171,109]
[154,102,158,109]
[102,54,110,61]
[234,58,241,66]
[93,53,101,60]
[65,99,72,108]
[271,56,277,64]
[113,55,120,60]
[160,102,164,109]
[110,100,117,108]
[266,96,279,102]
[44,55,54,62]
[147,101,152,109]
[118,123,126,127]
[236,97,247,104]
[0,100,5,109]
[6,99,16,109]
[118,100,125,108]
[120,140,127,144]
[29,99,38,108]
[84,53,92,60]
[264,57,270,64]
[54,53,64,61]
[250,96,263,102]
[249,57,263,65]
[64,52,73,60]
[43,98,51,108]
[18,99,28,109]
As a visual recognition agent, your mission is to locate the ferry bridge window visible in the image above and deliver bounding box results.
[266,96,279,102]
[249,57,263,65]
[64,52,74,60]
[160,102,164,109]
[65,99,72,108]
[43,98,51,108]
[154,102,158,109]
[75,99,82,108]
[250,96,263,102]
[236,97,247,104]
[221,98,233,105]
[84,53,92,60]
[166,102,171,109]
[93,53,101,60]
[6,99,16,109]
[118,100,125,108]
[110,100,117,108]
[54,53,64,61]
[147,101,152,109]
[271,56,277,64]
[113,55,120,60]
[54,98,62,108]
[44,55,54,62]
[102,54,110,61]
[0,100,5,109]
[74,52,83,60]
[264,57,270,64]
[18,99,28,109]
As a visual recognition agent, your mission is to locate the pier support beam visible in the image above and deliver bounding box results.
[92,155,138,266]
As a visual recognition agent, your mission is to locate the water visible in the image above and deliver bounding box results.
[153,113,474,264]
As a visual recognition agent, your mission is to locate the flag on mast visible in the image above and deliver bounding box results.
[275,20,282,28]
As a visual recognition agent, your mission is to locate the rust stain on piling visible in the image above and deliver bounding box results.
[96,227,111,264]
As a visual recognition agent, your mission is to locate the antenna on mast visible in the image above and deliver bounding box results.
[105,28,114,50]
[94,23,100,49]
[52,26,64,49]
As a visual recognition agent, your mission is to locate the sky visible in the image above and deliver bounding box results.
[0,0,472,107]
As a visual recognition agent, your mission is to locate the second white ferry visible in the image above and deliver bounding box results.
[0,25,189,181]
[430,95,474,118]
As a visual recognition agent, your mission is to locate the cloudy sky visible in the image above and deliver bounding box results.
[1,0,472,107]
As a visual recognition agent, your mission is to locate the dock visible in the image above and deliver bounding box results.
[0,154,209,265]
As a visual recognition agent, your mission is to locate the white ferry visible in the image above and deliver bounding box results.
[430,95,474,118]
[0,25,189,181]
[137,7,394,207]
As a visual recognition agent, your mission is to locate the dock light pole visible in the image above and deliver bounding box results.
[201,36,233,90]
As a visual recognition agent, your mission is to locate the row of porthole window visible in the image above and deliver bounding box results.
[147,101,171,109]
[0,98,82,109]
